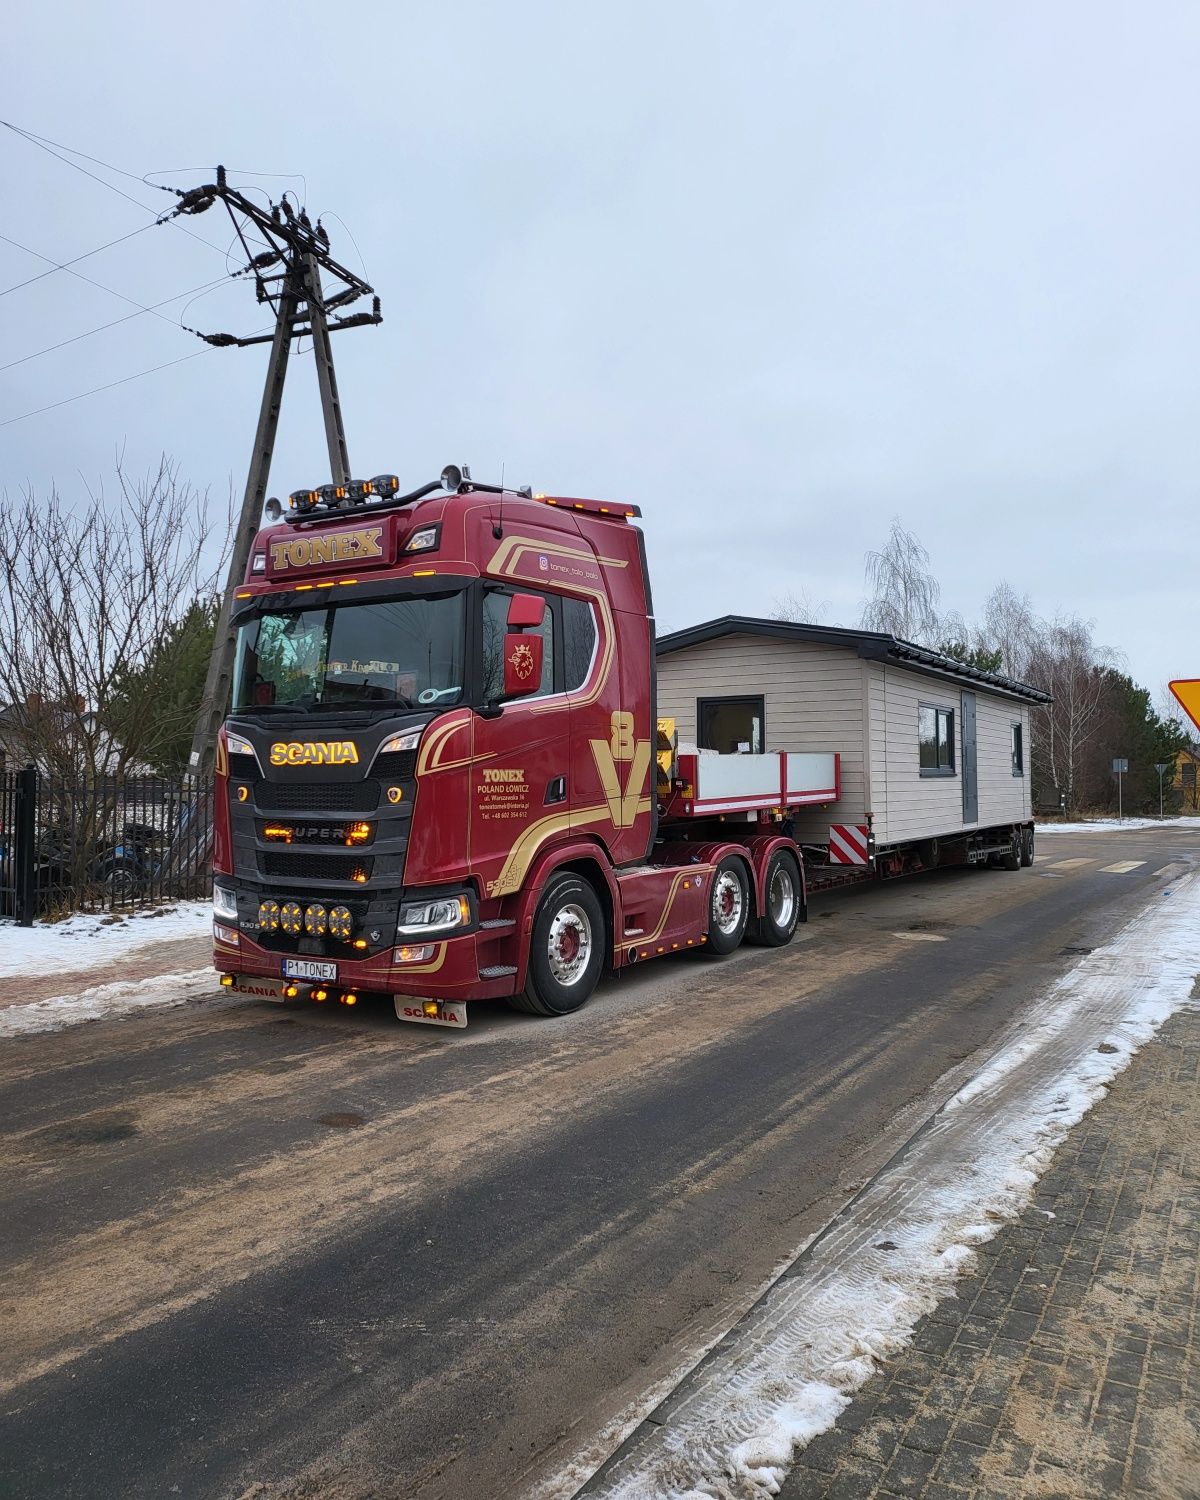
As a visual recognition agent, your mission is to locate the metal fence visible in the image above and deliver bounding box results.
[0,765,213,925]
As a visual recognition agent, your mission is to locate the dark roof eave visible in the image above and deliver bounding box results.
[655,615,1051,704]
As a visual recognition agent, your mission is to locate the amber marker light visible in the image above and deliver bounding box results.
[220,974,235,988]
[283,983,300,999]
[344,822,372,846]
[340,992,358,1006]
[350,870,368,884]
[263,825,294,843]
[312,987,329,1002]
[352,938,369,950]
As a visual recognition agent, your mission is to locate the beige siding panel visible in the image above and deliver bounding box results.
[656,635,867,842]
[976,695,1031,825]
[867,667,1033,845]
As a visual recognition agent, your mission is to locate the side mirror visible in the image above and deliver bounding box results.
[503,632,544,698]
[507,592,545,629]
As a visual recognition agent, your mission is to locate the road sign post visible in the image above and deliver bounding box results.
[1112,757,1129,821]
[1155,761,1171,818]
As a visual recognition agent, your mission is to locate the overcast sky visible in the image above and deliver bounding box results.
[4,2,1197,702]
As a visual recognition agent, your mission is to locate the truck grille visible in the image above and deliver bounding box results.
[372,749,417,780]
[260,852,375,882]
[254,779,379,813]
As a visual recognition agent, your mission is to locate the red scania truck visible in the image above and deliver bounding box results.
[212,465,838,1026]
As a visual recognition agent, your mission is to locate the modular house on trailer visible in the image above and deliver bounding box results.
[655,617,1050,873]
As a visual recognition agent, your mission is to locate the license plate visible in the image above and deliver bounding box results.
[394,998,468,1029]
[283,958,338,981]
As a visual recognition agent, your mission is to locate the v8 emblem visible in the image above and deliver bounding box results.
[590,711,651,829]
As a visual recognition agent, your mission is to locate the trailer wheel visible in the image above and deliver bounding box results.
[511,873,604,1017]
[705,857,750,955]
[1020,826,1035,867]
[753,851,803,947]
[1001,830,1022,871]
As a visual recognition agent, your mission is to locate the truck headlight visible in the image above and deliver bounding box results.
[213,884,238,920]
[225,731,260,766]
[377,729,421,757]
[396,895,471,937]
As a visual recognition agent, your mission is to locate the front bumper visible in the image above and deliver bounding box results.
[214,922,517,1001]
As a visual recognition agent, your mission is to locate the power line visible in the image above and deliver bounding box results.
[0,119,237,261]
[0,275,230,374]
[0,223,153,300]
[0,349,211,429]
[0,230,210,331]
[0,321,277,429]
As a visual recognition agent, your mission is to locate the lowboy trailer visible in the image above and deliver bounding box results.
[212,466,1039,1027]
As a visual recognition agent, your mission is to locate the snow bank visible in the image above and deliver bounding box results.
[0,968,218,1038]
[568,870,1200,1500]
[0,901,211,980]
[1038,815,1200,833]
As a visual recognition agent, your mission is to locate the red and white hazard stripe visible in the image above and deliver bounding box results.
[828,824,870,865]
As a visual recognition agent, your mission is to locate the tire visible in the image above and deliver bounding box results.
[511,873,605,1017]
[1020,826,1035,868]
[752,851,803,947]
[704,856,751,955]
[1001,830,1021,871]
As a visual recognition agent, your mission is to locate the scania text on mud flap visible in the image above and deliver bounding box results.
[212,465,829,1026]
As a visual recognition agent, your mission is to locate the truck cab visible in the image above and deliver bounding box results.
[212,469,667,1022]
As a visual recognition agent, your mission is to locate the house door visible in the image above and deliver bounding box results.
[961,691,978,824]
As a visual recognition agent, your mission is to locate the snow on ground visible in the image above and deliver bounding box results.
[1038,815,1200,833]
[0,969,218,1038]
[0,900,211,980]
[563,868,1200,1500]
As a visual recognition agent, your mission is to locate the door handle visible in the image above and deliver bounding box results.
[545,775,567,805]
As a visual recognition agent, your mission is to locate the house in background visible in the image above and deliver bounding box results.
[1175,744,1200,811]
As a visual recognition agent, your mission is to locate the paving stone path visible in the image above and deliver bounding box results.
[781,1004,1200,1500]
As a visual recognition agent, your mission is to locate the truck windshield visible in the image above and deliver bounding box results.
[232,592,466,712]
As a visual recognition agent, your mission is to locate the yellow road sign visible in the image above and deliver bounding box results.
[1169,679,1200,732]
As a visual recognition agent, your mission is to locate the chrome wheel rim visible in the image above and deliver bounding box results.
[712,870,744,935]
[548,903,592,986]
[769,863,796,929]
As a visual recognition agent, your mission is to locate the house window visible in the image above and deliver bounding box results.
[698,696,764,755]
[918,704,955,775]
[1011,722,1024,776]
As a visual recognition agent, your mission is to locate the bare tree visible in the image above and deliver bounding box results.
[772,589,830,624]
[860,519,942,644]
[978,582,1038,680]
[1025,615,1121,813]
[0,456,232,783]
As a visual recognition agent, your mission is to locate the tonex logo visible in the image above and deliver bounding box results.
[269,741,360,767]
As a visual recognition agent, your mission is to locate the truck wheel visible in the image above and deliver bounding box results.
[705,856,750,955]
[1020,826,1035,867]
[1001,830,1021,871]
[511,873,604,1017]
[753,851,803,947]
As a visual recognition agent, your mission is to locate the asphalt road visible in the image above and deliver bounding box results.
[1,827,1194,1500]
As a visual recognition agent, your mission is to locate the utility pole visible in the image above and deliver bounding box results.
[163,168,381,779]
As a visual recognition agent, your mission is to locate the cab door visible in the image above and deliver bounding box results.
[469,587,571,901]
